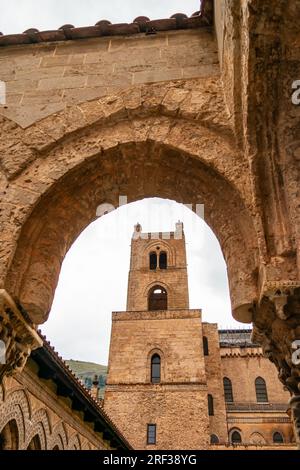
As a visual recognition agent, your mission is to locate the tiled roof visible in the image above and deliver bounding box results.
[0,5,213,48]
[219,329,260,348]
[32,331,132,450]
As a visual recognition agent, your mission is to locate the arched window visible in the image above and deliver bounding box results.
[27,434,42,450]
[149,252,157,270]
[255,377,268,402]
[210,434,219,445]
[223,377,234,402]
[159,252,167,269]
[148,286,168,311]
[52,445,60,450]
[203,336,209,356]
[230,430,242,444]
[273,432,284,444]
[0,420,19,450]
[208,394,214,416]
[151,354,161,384]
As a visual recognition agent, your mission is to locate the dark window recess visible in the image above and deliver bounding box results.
[273,432,284,444]
[27,435,42,450]
[148,286,168,311]
[223,377,234,402]
[208,394,214,416]
[255,377,268,403]
[203,336,209,356]
[210,434,219,444]
[231,431,242,444]
[151,354,161,384]
[0,420,19,450]
[150,252,157,270]
[147,424,156,445]
[159,252,167,269]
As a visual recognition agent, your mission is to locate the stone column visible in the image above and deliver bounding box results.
[252,285,300,449]
[0,289,43,382]
[91,375,99,401]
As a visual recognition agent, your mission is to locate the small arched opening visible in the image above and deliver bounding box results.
[151,354,161,384]
[27,434,42,450]
[210,434,219,445]
[149,252,157,270]
[203,336,209,356]
[230,430,242,445]
[273,432,284,444]
[159,252,167,269]
[208,394,214,416]
[255,377,268,403]
[223,377,234,403]
[0,420,19,450]
[148,286,168,311]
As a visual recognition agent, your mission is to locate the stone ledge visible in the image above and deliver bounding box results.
[112,309,202,321]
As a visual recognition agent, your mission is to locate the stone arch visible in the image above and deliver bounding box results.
[249,431,266,445]
[26,434,42,450]
[1,96,259,325]
[26,408,52,450]
[0,388,31,449]
[272,430,284,444]
[146,347,165,383]
[143,280,173,301]
[148,285,168,311]
[229,427,242,445]
[142,240,176,269]
[50,421,68,450]
[51,434,64,450]
[0,418,20,450]
[68,433,82,451]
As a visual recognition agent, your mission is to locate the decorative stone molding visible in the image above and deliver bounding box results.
[259,281,300,320]
[0,289,43,381]
[290,395,300,449]
[252,286,300,448]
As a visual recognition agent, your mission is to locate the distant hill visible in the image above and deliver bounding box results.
[65,360,108,398]
[66,360,107,377]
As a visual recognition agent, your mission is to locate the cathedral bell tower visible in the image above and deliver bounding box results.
[126,221,189,312]
[104,222,210,450]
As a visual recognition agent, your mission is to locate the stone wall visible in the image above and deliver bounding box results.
[105,387,209,450]
[0,360,112,450]
[127,229,189,311]
[0,28,219,128]
[202,323,228,443]
[220,348,291,403]
[220,347,294,445]
[105,309,209,449]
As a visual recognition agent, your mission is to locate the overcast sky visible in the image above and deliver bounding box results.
[2,1,247,365]
[41,198,245,365]
[1,0,201,34]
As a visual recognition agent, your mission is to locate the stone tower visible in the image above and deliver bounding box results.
[104,223,210,450]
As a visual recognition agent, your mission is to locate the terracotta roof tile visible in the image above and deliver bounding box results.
[0,6,213,47]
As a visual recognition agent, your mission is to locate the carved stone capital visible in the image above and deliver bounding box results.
[290,395,300,450]
[260,281,300,320]
[0,289,43,381]
[252,286,300,447]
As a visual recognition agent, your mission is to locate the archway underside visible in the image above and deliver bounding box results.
[0,78,299,446]
[4,139,257,325]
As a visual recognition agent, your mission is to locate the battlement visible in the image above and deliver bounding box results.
[132,222,184,240]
